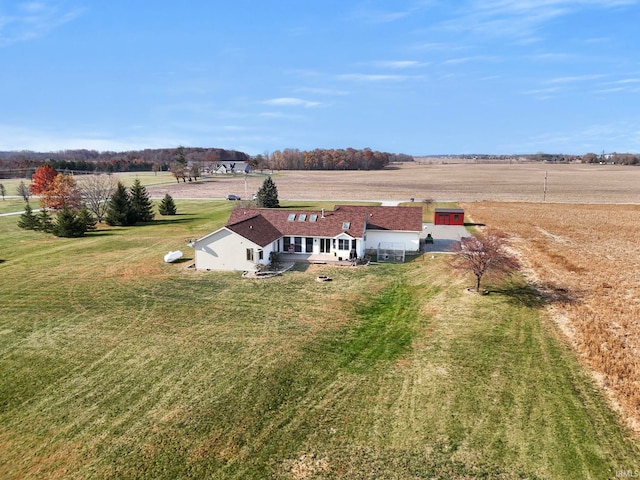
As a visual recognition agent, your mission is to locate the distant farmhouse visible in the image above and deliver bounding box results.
[193,205,423,271]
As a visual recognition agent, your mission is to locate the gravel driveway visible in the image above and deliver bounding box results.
[421,224,472,253]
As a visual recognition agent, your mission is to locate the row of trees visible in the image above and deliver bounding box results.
[252,148,407,171]
[1,147,413,178]
[18,164,177,237]
[0,147,249,178]
[581,152,640,165]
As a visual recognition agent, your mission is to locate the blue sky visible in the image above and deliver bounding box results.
[0,1,638,155]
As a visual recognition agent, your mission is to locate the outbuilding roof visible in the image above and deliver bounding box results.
[434,208,464,214]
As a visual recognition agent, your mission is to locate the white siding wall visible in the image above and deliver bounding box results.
[195,229,272,271]
[364,231,420,253]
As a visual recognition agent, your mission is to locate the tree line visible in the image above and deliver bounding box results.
[0,147,249,178]
[250,148,412,171]
[1,147,414,178]
[17,164,177,238]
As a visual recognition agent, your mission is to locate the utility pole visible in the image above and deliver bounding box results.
[543,170,548,201]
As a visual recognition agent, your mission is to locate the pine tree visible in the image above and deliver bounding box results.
[256,176,280,208]
[78,207,97,232]
[17,203,38,230]
[105,182,134,226]
[35,208,53,233]
[158,193,177,215]
[52,208,87,238]
[129,179,154,223]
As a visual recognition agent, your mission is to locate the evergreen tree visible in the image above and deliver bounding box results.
[105,182,135,226]
[33,208,54,233]
[158,193,177,215]
[256,176,280,208]
[52,208,88,238]
[17,203,38,230]
[78,207,97,232]
[129,179,154,223]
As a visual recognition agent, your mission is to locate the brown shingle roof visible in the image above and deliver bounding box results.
[335,205,423,231]
[226,214,283,247]
[226,205,423,241]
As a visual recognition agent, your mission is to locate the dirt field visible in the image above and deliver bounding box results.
[147,162,640,204]
[462,202,640,435]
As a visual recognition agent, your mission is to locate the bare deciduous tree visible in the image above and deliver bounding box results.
[449,229,521,292]
[16,181,32,202]
[78,174,115,223]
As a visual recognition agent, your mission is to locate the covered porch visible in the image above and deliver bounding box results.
[278,252,357,265]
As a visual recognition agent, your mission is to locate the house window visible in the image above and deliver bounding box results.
[284,237,291,252]
[288,214,296,221]
[258,250,264,260]
[305,237,313,253]
[298,214,307,222]
[246,248,254,261]
[338,239,350,250]
[294,237,302,253]
[342,222,350,230]
[309,214,318,222]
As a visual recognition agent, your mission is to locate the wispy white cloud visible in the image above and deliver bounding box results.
[545,73,608,84]
[499,120,640,153]
[528,52,579,62]
[258,111,304,119]
[604,78,640,85]
[438,0,638,41]
[337,73,412,82]
[261,97,322,108]
[521,86,562,97]
[295,87,350,96]
[369,60,428,69]
[0,1,83,47]
[441,55,500,65]
[346,7,411,24]
[0,123,171,152]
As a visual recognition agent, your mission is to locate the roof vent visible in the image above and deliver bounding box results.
[321,208,325,218]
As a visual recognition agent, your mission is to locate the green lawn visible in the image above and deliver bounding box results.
[0,201,638,479]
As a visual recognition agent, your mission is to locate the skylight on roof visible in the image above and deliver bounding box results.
[309,214,318,222]
[342,222,350,230]
[298,214,307,222]
[288,214,296,221]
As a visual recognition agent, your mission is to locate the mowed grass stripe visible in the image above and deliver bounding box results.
[1,203,639,479]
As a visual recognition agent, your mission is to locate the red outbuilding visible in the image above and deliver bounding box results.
[434,208,465,226]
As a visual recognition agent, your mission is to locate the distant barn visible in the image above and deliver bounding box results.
[434,208,464,226]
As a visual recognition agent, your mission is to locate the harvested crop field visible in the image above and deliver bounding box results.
[147,162,640,204]
[463,202,640,433]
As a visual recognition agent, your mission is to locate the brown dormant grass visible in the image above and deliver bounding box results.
[463,202,640,432]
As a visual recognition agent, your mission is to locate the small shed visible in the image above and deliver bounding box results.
[434,208,464,226]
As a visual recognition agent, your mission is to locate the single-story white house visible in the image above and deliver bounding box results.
[193,205,423,271]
